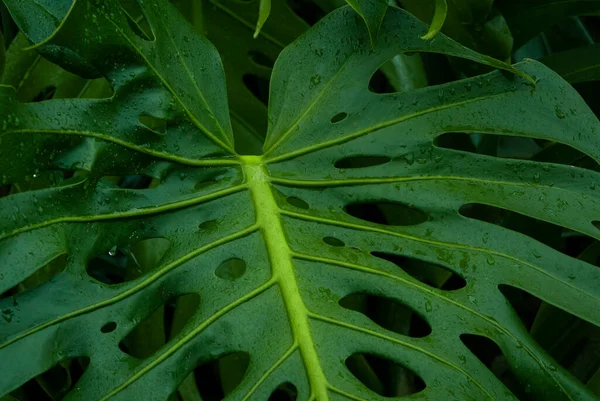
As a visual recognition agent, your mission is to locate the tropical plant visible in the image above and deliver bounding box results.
[1,1,600,401]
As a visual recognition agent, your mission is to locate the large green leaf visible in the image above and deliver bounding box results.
[1,1,600,401]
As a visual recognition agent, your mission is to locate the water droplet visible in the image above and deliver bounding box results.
[486,256,495,265]
[2,308,13,323]
[310,75,321,86]
[555,105,567,119]
[108,246,117,256]
[425,300,432,312]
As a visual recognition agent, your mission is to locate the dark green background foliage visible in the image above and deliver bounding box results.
[1,1,600,401]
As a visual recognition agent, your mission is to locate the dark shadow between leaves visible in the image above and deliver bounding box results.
[1,254,68,301]
[8,357,90,401]
[371,252,466,290]
[243,74,270,106]
[460,334,531,400]
[339,293,431,337]
[335,156,391,169]
[285,0,326,26]
[435,133,600,171]
[346,353,425,397]
[344,202,428,226]
[192,352,250,401]
[268,382,298,401]
[248,51,275,69]
[119,293,200,359]
[459,203,599,266]
[86,238,170,285]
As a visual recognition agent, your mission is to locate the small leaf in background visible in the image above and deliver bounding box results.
[420,0,447,40]
[253,0,272,38]
[345,0,388,46]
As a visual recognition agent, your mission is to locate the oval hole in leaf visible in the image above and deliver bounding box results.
[215,258,247,281]
[340,293,431,337]
[119,0,155,41]
[139,114,167,135]
[334,156,391,169]
[199,220,218,230]
[285,0,326,26]
[87,238,170,284]
[193,352,250,401]
[345,353,425,397]
[119,293,200,359]
[195,179,220,193]
[460,203,598,265]
[101,321,117,333]
[0,184,11,199]
[460,334,530,399]
[0,170,81,199]
[286,196,309,209]
[344,202,428,226]
[268,382,298,401]
[1,253,68,301]
[323,237,344,247]
[330,112,347,124]
[243,73,270,106]
[31,85,57,102]
[8,357,90,401]
[369,69,396,94]
[371,252,466,290]
[248,51,274,68]
[435,133,600,171]
[99,174,155,189]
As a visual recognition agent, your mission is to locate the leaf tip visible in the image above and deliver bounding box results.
[420,0,448,41]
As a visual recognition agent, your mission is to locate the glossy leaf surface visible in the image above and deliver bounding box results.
[1,1,600,401]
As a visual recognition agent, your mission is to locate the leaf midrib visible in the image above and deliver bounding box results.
[243,156,329,401]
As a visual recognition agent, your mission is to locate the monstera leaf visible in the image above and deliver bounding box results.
[1,1,600,401]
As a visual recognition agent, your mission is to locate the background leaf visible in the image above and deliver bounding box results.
[345,0,388,46]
